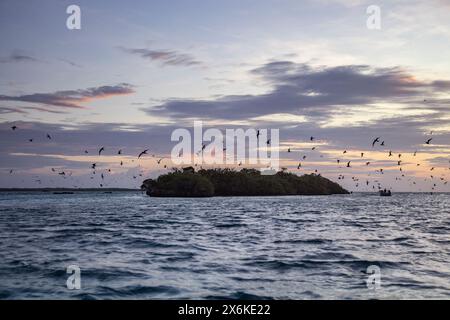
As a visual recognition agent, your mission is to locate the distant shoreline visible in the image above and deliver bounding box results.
[0,188,141,192]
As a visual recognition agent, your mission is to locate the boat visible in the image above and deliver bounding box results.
[379,189,392,197]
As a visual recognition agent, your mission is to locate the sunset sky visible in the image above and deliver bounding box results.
[1,0,450,191]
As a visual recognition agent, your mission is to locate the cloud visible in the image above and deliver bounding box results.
[58,58,83,68]
[144,61,450,120]
[0,51,39,63]
[0,107,28,114]
[121,47,202,67]
[0,83,134,109]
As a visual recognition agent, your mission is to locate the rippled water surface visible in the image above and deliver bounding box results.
[0,191,449,299]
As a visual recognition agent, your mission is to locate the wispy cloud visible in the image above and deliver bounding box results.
[0,84,135,109]
[0,51,39,63]
[0,107,28,114]
[120,47,202,67]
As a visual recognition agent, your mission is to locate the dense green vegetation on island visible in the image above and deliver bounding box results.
[141,168,349,197]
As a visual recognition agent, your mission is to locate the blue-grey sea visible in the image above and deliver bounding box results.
[0,191,449,299]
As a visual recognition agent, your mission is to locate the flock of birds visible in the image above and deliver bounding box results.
[8,125,168,188]
[284,132,449,192]
[6,125,450,192]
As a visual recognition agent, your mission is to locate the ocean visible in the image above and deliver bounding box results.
[0,191,449,299]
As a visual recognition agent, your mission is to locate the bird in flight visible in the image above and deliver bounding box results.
[372,137,380,147]
[138,149,148,159]
[380,141,385,146]
[11,125,17,131]
[46,134,52,140]
[91,163,96,169]
[99,147,105,155]
[346,161,351,168]
[425,138,432,145]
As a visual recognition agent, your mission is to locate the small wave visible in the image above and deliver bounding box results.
[96,284,180,297]
[274,238,333,245]
[204,291,274,300]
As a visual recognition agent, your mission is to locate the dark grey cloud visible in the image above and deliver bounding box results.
[121,47,201,67]
[0,83,134,108]
[145,61,450,120]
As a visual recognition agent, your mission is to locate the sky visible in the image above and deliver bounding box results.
[1,0,450,191]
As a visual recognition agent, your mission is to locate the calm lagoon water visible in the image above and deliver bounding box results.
[0,191,449,299]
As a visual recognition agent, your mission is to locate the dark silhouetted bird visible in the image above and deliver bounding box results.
[11,126,17,131]
[46,134,52,140]
[99,147,105,155]
[138,149,148,158]
[425,138,432,145]
[372,137,380,147]
[118,149,122,155]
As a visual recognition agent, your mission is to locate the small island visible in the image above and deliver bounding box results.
[141,167,349,197]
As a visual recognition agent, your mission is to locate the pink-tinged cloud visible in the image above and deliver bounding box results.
[0,83,134,109]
